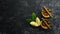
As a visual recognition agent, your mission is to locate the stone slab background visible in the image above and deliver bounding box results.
[0,0,60,34]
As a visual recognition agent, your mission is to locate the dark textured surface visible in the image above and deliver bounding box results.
[0,0,60,34]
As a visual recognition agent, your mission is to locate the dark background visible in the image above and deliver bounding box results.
[0,0,60,34]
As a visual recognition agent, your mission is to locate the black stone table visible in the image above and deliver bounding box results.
[0,0,60,34]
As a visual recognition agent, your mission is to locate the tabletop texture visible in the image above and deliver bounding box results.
[0,0,60,34]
